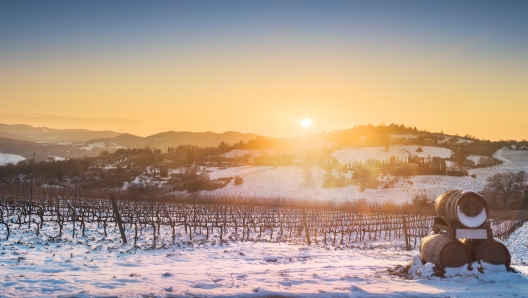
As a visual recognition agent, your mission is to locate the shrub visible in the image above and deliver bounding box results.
[322,174,352,188]
[234,176,244,185]
[412,193,434,208]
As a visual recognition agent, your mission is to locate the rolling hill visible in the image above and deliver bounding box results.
[0,123,123,142]
[83,131,263,151]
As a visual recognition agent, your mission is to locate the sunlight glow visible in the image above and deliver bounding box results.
[301,119,312,127]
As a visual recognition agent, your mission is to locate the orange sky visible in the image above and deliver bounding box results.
[1,1,527,141]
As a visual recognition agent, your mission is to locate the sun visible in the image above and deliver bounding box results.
[301,118,312,127]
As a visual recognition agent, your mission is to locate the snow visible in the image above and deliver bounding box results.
[408,254,424,275]
[178,148,528,205]
[169,167,185,175]
[0,152,25,166]
[389,134,417,139]
[456,139,474,144]
[79,142,124,151]
[205,166,438,204]
[411,259,528,293]
[505,222,528,267]
[123,174,165,189]
[501,149,528,166]
[456,205,487,228]
[331,145,453,165]
[416,262,437,277]
[443,137,475,144]
[332,146,409,164]
[109,142,125,149]
[467,155,486,164]
[80,142,106,151]
[401,145,452,158]
[222,149,277,158]
[1,216,528,296]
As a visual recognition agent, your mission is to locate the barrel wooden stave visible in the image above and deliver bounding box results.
[420,234,471,269]
[435,190,488,228]
[461,239,511,268]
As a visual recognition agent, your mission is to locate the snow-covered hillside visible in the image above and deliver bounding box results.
[0,152,25,166]
[506,222,528,266]
[197,148,528,204]
[401,145,452,158]
[332,145,454,165]
[389,134,417,139]
[79,141,124,151]
[502,149,528,167]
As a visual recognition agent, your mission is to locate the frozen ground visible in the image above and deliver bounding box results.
[200,149,528,204]
[1,220,528,297]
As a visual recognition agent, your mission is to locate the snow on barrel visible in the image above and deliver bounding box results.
[420,234,471,269]
[435,190,488,228]
[461,239,511,268]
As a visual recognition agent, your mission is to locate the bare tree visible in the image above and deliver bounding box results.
[517,171,528,191]
[482,172,524,209]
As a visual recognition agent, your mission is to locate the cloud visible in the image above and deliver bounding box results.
[0,112,143,127]
[414,25,506,71]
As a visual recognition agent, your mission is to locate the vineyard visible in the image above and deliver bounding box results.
[1,185,526,249]
[331,146,410,165]
[400,145,453,159]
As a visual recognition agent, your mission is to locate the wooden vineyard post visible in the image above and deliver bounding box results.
[402,216,410,251]
[72,186,76,238]
[302,209,311,245]
[29,150,37,229]
[110,193,127,244]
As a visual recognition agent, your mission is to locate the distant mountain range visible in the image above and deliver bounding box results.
[0,123,263,162]
[0,123,122,142]
[2,122,510,165]
[91,131,262,149]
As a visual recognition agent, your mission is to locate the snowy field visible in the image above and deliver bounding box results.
[200,149,527,204]
[0,152,25,166]
[207,165,437,203]
[1,219,528,297]
[400,145,452,159]
[501,149,528,167]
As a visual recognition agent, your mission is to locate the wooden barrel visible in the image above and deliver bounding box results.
[420,234,471,269]
[435,190,488,228]
[461,239,511,268]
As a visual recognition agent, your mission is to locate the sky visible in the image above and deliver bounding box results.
[1,0,528,141]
